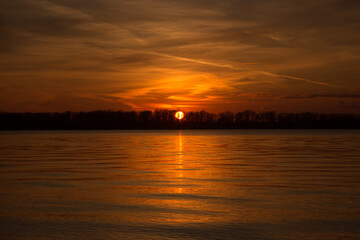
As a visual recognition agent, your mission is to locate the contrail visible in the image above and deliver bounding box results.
[147,51,349,90]
[146,51,240,70]
[257,71,350,90]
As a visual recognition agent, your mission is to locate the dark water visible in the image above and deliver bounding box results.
[0,130,359,240]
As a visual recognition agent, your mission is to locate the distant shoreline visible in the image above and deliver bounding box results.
[1,110,359,130]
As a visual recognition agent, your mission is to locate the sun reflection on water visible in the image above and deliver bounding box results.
[176,132,183,193]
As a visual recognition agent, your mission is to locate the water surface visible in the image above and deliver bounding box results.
[0,130,359,239]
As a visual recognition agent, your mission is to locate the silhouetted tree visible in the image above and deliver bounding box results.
[0,110,359,130]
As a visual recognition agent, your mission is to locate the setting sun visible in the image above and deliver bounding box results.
[175,111,184,120]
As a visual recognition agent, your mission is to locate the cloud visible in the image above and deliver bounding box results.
[0,0,360,112]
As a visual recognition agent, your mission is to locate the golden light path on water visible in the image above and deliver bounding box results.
[177,132,183,194]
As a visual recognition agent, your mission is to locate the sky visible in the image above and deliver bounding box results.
[1,0,360,113]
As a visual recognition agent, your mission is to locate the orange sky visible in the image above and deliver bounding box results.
[1,0,360,113]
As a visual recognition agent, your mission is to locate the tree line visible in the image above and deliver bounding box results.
[0,110,359,129]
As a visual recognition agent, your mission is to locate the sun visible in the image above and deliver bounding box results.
[175,111,184,120]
